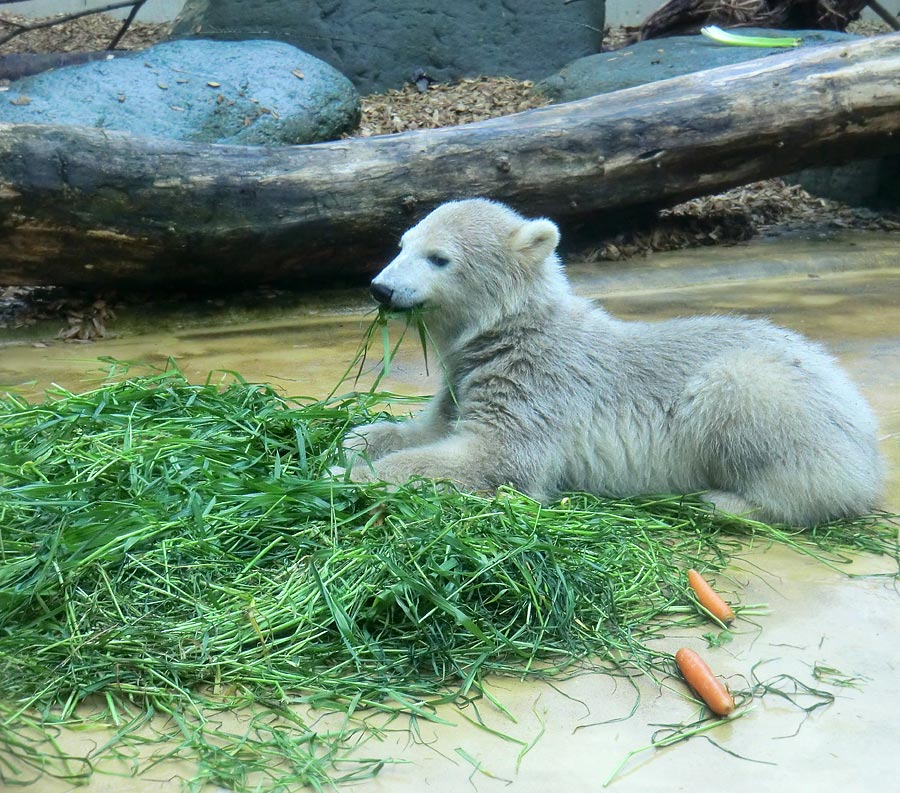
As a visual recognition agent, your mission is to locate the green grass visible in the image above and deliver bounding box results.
[0,363,896,790]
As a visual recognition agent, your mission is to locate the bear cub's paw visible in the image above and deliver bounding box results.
[342,421,406,462]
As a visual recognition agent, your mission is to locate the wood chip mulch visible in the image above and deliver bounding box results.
[581,179,900,262]
[354,77,549,137]
[0,13,168,55]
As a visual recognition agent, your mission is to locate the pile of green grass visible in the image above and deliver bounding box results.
[0,366,895,790]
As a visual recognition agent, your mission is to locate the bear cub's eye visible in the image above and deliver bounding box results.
[427,253,451,268]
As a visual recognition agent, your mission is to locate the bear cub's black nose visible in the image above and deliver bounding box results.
[370,282,394,306]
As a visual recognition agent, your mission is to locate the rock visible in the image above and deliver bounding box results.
[792,158,900,209]
[0,39,359,145]
[536,29,857,103]
[794,160,884,206]
[170,0,606,95]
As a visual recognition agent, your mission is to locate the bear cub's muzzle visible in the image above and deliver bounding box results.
[370,281,394,307]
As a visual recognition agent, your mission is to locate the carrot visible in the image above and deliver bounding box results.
[687,568,735,626]
[675,647,735,716]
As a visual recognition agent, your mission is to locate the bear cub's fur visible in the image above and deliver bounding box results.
[345,199,883,526]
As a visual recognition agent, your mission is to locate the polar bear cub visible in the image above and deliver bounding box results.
[345,198,883,526]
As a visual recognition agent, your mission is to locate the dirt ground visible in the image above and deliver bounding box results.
[0,11,897,339]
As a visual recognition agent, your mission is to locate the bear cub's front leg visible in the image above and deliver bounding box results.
[343,393,452,465]
[348,432,494,490]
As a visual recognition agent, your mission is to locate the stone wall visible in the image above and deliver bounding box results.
[171,0,605,94]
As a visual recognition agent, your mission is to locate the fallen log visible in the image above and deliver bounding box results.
[1,33,899,289]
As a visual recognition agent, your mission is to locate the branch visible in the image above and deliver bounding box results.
[107,0,148,50]
[866,0,900,31]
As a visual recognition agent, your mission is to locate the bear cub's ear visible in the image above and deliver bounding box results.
[509,219,561,265]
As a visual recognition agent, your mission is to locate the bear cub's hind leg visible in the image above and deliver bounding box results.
[678,348,881,527]
[702,490,762,521]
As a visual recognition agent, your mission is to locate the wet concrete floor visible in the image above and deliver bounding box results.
[1,231,898,792]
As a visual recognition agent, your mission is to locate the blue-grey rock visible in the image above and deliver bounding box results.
[0,39,360,145]
[536,29,858,103]
[170,0,606,95]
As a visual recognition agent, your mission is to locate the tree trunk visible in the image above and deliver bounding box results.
[1,33,899,289]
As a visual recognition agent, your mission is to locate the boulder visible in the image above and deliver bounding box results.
[170,0,606,94]
[0,39,359,145]
[536,28,857,102]
[792,158,900,209]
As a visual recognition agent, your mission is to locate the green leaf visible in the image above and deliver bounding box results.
[700,25,801,48]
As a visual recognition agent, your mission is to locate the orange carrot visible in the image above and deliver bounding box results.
[675,647,735,716]
[687,568,735,625]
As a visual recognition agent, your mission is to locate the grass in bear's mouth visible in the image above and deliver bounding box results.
[0,360,896,791]
[343,305,436,388]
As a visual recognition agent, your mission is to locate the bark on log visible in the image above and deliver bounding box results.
[1,33,899,289]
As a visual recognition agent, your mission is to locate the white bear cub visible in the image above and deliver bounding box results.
[345,198,883,526]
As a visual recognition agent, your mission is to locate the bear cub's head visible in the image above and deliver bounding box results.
[370,199,564,330]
